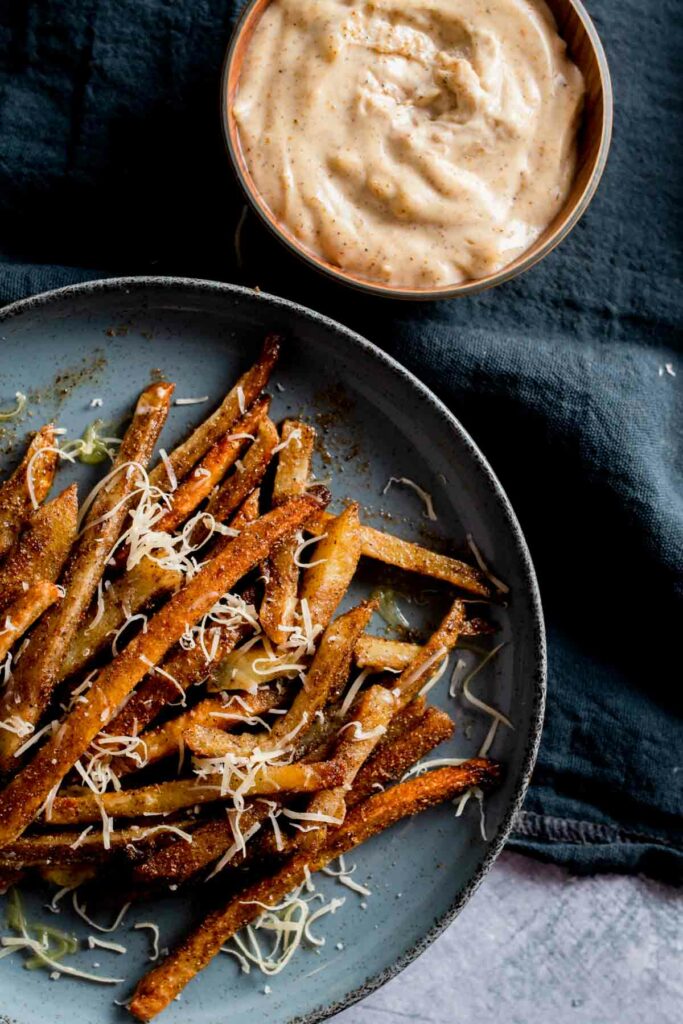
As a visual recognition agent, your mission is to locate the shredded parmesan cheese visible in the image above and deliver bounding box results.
[272,428,302,455]
[158,448,177,491]
[88,936,127,954]
[337,874,372,897]
[293,532,328,569]
[0,391,27,421]
[466,535,509,594]
[340,669,370,717]
[134,922,160,961]
[72,895,131,934]
[382,476,437,520]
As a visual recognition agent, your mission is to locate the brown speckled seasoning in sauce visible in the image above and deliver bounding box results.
[233,0,584,288]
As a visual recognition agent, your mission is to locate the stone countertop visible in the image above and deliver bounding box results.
[336,852,682,1024]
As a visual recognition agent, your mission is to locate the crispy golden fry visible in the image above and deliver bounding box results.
[108,617,251,742]
[0,581,61,661]
[153,398,270,535]
[0,491,328,848]
[49,761,344,824]
[194,601,375,759]
[150,336,280,490]
[350,705,455,805]
[309,512,490,596]
[229,489,260,530]
[108,497,262,739]
[0,383,174,770]
[355,618,493,672]
[394,599,466,709]
[116,687,283,777]
[135,700,444,884]
[375,696,426,750]
[182,723,247,759]
[0,425,58,559]
[59,558,182,681]
[298,685,398,850]
[359,526,490,595]
[260,420,316,644]
[272,423,315,497]
[299,503,362,631]
[132,805,269,885]
[202,418,278,526]
[266,600,376,748]
[0,822,196,867]
[0,484,77,615]
[255,700,454,862]
[268,601,463,852]
[129,763,500,1020]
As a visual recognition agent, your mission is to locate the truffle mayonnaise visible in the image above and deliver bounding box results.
[233,0,584,289]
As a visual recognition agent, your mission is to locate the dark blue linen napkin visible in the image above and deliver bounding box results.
[0,0,680,880]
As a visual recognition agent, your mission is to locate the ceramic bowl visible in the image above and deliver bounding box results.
[0,277,545,1023]
[222,0,613,300]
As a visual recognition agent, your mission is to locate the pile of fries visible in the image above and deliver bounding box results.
[0,337,502,1019]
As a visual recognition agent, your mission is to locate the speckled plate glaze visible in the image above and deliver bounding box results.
[0,277,545,1024]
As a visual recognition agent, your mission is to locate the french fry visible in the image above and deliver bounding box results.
[148,398,270,536]
[202,418,279,526]
[133,700,435,884]
[309,512,490,596]
[0,425,58,559]
[49,761,344,824]
[108,496,262,739]
[359,526,490,595]
[132,805,269,885]
[107,616,251,741]
[181,723,240,758]
[267,600,376,747]
[349,705,455,805]
[0,484,77,615]
[355,617,493,672]
[59,558,182,681]
[374,696,426,750]
[0,582,61,661]
[228,489,261,530]
[253,700,454,863]
[194,601,376,760]
[129,763,500,1020]
[0,822,197,867]
[299,503,362,631]
[291,600,464,843]
[0,383,174,770]
[149,335,281,490]
[298,685,398,850]
[116,687,283,777]
[260,420,316,644]
[0,490,328,847]
[394,599,466,709]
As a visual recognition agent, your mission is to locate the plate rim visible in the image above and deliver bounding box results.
[0,275,546,1024]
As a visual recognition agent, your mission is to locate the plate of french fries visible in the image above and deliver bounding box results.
[0,277,545,1024]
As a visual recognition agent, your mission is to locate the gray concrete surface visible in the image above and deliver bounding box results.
[336,852,681,1024]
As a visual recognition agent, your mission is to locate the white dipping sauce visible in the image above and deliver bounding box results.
[233,0,585,289]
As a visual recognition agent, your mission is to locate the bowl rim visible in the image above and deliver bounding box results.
[220,0,613,301]
[0,273,547,1024]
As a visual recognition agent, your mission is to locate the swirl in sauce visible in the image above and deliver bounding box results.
[233,0,585,289]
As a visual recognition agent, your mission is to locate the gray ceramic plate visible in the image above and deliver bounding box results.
[0,277,544,1024]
